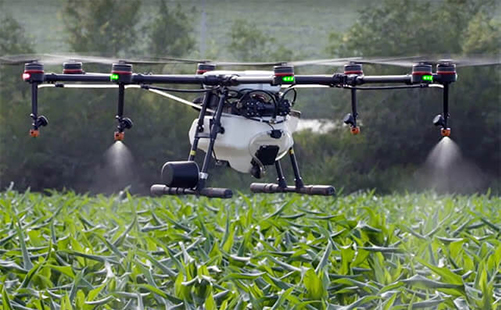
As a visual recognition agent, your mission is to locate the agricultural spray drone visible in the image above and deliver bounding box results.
[2,54,499,198]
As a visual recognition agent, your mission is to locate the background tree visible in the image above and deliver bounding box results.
[1,0,499,194]
[0,4,36,189]
[299,0,501,193]
[62,0,141,55]
[1,0,198,193]
[227,19,294,62]
[146,0,195,57]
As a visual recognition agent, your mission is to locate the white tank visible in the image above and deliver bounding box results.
[189,114,299,173]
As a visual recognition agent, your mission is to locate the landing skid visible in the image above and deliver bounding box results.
[251,148,335,196]
[150,86,335,199]
[250,183,335,196]
[151,185,233,199]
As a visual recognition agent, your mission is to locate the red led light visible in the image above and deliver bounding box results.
[22,73,31,80]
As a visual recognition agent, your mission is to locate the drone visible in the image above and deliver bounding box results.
[2,53,499,198]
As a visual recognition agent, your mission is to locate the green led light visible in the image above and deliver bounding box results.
[110,74,119,81]
[282,76,295,83]
[422,75,433,81]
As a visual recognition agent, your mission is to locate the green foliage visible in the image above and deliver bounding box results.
[0,1,199,193]
[462,11,501,54]
[0,8,35,190]
[327,0,498,57]
[0,9,34,93]
[62,0,141,55]
[227,19,294,62]
[0,0,499,194]
[145,0,195,57]
[311,0,501,193]
[0,190,499,308]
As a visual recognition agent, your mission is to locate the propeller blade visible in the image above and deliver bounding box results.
[212,57,365,67]
[0,53,189,65]
[3,53,498,69]
[288,57,363,67]
[0,54,63,65]
[341,55,501,68]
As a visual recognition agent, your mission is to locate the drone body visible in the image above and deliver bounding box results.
[189,70,298,176]
[4,53,496,198]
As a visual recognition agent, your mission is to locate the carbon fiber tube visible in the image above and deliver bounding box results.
[43,72,412,87]
[358,75,411,84]
[44,73,111,82]
[133,74,205,84]
[295,75,342,85]
[150,184,233,198]
[199,187,233,198]
[250,183,335,196]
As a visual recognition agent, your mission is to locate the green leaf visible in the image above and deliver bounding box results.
[303,268,325,300]
[16,220,33,270]
[205,290,217,310]
[2,287,13,310]
[416,257,463,285]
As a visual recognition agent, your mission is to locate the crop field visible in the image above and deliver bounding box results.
[0,190,499,309]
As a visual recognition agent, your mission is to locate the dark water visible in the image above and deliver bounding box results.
[417,137,486,193]
[91,141,136,194]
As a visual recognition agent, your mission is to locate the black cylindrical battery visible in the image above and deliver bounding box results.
[161,161,200,188]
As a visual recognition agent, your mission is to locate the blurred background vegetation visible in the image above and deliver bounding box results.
[0,0,499,195]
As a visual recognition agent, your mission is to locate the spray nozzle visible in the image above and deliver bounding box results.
[29,114,48,137]
[114,131,125,141]
[441,128,451,137]
[433,114,445,127]
[343,114,360,135]
[29,129,40,137]
[343,88,360,135]
[343,113,355,126]
[114,116,133,140]
[117,116,133,130]
[433,114,451,137]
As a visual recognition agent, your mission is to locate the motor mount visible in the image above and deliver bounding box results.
[411,63,433,84]
[63,62,84,74]
[111,63,133,83]
[196,63,216,74]
[436,63,457,83]
[273,65,294,85]
[344,63,363,75]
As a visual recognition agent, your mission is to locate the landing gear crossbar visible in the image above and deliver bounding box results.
[151,185,233,199]
[250,183,335,196]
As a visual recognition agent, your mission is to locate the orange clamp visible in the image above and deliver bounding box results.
[350,126,360,135]
[441,128,451,137]
[114,131,125,141]
[29,129,39,138]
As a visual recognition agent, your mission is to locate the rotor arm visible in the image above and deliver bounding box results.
[44,73,111,83]
[294,75,344,85]
[41,72,416,88]
[133,74,206,85]
[354,75,412,85]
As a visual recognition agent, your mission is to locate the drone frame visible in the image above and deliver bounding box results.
[21,60,457,198]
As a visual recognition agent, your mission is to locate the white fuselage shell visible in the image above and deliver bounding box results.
[189,70,298,174]
[189,114,299,173]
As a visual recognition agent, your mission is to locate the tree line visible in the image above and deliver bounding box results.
[0,0,499,194]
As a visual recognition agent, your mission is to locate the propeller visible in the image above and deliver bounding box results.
[2,53,499,68]
[0,53,187,66]
[325,55,501,68]
[0,53,365,68]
